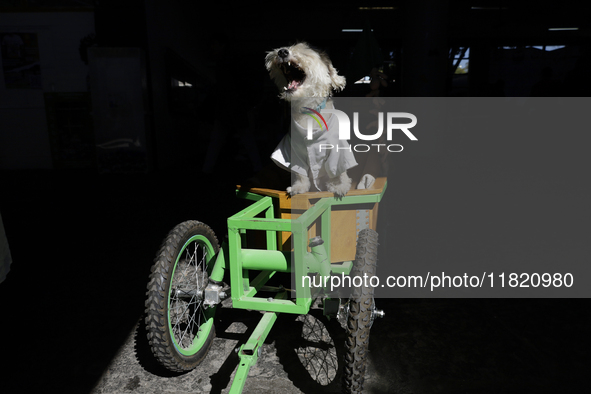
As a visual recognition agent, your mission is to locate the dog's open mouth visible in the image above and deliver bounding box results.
[279,61,306,92]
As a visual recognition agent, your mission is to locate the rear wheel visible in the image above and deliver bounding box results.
[342,228,379,394]
[145,220,219,372]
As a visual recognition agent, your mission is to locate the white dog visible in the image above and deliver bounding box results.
[265,42,358,197]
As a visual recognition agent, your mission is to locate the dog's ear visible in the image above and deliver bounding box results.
[330,72,346,92]
[319,51,346,93]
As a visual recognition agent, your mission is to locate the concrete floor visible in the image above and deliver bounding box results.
[0,170,588,393]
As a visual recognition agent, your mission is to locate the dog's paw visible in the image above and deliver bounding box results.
[357,174,376,190]
[327,183,351,197]
[287,174,311,196]
[326,173,352,197]
[287,182,310,196]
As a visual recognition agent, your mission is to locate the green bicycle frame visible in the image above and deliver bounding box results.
[209,182,387,393]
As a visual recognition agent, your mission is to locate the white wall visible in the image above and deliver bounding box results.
[0,12,95,169]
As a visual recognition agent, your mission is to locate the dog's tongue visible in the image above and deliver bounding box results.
[288,80,301,90]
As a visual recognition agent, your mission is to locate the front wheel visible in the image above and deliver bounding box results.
[145,220,219,372]
[342,228,378,394]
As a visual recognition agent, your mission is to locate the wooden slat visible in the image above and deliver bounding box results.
[237,177,386,202]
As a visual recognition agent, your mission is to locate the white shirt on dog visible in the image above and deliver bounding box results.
[271,112,357,191]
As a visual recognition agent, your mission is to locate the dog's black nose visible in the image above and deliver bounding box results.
[278,49,289,59]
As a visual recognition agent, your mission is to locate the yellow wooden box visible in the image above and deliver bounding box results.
[240,178,386,263]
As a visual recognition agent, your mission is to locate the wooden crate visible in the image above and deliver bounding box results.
[240,178,385,263]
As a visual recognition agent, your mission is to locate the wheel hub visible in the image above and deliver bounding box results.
[369,300,385,328]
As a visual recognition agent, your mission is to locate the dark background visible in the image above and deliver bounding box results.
[0,1,590,393]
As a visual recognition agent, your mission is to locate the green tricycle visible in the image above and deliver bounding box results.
[144,178,387,393]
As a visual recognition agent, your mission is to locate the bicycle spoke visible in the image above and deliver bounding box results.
[169,239,212,350]
[179,305,196,345]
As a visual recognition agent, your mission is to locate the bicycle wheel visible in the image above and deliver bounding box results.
[145,220,219,372]
[342,228,378,394]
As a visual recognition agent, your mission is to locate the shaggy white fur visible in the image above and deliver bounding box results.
[266,42,356,197]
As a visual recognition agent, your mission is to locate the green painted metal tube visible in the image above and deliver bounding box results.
[308,242,330,277]
[229,311,278,393]
[241,249,291,272]
[235,195,273,218]
[290,197,331,233]
[233,296,311,314]
[227,218,292,232]
[209,241,228,283]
